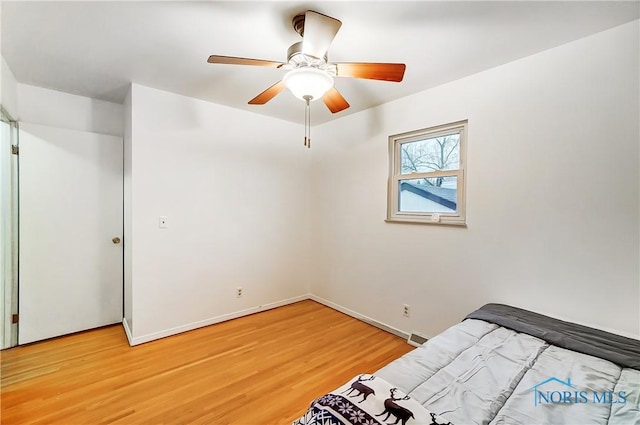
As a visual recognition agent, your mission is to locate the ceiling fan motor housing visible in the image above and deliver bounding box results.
[287,42,328,66]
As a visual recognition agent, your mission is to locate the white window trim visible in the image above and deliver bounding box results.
[386,120,467,226]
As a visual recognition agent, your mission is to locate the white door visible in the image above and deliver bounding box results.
[18,123,123,344]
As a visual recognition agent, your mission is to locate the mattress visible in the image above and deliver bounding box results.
[375,304,640,425]
[295,304,640,425]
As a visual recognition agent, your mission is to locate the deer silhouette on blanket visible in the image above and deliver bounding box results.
[429,412,452,425]
[341,375,376,403]
[376,388,415,425]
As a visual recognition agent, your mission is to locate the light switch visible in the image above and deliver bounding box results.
[159,216,168,229]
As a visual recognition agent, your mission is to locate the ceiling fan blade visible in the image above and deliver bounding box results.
[248,81,286,105]
[207,55,284,68]
[301,11,342,59]
[335,62,406,82]
[323,87,350,113]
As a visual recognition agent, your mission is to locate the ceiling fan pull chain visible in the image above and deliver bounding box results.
[305,102,308,147]
[304,96,311,149]
[308,100,311,149]
[303,97,308,147]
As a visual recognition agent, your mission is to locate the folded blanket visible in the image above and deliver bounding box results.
[293,374,453,425]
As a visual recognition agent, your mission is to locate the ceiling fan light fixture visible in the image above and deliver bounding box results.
[283,67,333,101]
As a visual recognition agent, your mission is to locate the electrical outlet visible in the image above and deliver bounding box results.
[403,304,410,317]
[159,216,168,229]
[236,287,243,298]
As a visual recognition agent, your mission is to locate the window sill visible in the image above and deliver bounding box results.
[384,218,467,227]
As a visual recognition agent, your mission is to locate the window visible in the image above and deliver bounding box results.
[387,120,467,225]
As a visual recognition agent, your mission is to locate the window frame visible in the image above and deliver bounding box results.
[386,120,468,226]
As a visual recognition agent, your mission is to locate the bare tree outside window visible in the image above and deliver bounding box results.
[400,135,460,187]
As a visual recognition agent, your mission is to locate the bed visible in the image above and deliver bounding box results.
[293,303,640,425]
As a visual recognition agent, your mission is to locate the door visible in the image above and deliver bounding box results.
[18,123,123,344]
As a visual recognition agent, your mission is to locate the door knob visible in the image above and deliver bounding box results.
[112,237,121,244]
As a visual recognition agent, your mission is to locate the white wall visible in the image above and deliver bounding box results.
[126,84,311,344]
[17,84,123,136]
[1,57,18,118]
[309,21,640,338]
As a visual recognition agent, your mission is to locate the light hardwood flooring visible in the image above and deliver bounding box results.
[1,300,413,424]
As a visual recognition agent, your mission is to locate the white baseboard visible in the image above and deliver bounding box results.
[122,317,133,345]
[121,295,637,348]
[123,294,309,346]
[309,294,410,340]
[121,294,411,346]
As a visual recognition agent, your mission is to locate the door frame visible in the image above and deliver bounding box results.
[1,106,19,349]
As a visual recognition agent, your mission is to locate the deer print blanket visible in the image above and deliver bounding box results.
[292,375,452,425]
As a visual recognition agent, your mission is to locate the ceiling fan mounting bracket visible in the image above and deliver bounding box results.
[292,13,306,37]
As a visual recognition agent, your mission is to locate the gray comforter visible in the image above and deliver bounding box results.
[376,305,640,425]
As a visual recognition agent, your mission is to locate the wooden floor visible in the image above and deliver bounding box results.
[1,300,413,424]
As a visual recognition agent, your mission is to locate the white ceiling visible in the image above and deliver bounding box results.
[2,1,638,125]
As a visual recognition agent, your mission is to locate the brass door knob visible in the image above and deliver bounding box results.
[112,237,121,244]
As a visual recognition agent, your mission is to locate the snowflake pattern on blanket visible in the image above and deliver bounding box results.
[292,375,453,425]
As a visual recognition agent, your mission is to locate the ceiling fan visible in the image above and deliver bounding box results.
[207,10,406,114]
